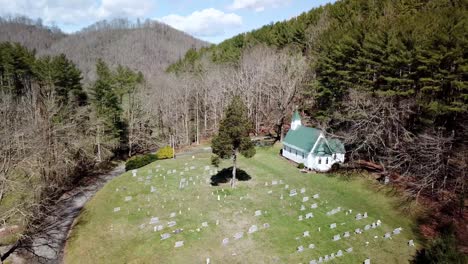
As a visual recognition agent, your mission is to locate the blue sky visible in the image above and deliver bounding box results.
[0,0,335,43]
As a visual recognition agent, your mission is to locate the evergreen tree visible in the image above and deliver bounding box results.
[212,96,255,188]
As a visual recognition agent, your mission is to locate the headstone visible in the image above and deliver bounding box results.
[310,260,317,264]
[364,225,370,230]
[255,210,262,216]
[363,212,368,218]
[302,196,309,202]
[175,241,184,248]
[248,225,258,234]
[297,245,304,253]
[376,219,382,226]
[155,225,164,231]
[355,228,362,234]
[333,234,341,241]
[300,205,306,211]
[318,257,323,263]
[324,255,329,261]
[311,203,318,209]
[393,227,402,235]
[113,207,120,212]
[202,222,208,228]
[384,232,391,239]
[234,232,243,240]
[303,231,310,237]
[160,233,171,240]
[408,240,415,247]
[280,194,284,200]
[124,196,132,202]
[330,223,337,229]
[298,215,303,221]
[313,194,319,199]
[263,223,270,228]
[356,213,362,220]
[272,180,278,185]
[371,222,377,229]
[343,231,350,238]
[222,238,229,245]
[170,212,176,218]
[331,253,335,259]
[289,189,297,197]
[300,188,306,193]
[151,186,157,193]
[337,250,343,257]
[150,217,159,224]
[167,221,176,227]
[346,247,353,253]
[309,244,315,249]
[267,190,273,194]
[285,184,289,189]
[306,212,314,219]
[364,258,370,264]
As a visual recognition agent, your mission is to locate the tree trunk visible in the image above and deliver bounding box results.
[231,149,237,188]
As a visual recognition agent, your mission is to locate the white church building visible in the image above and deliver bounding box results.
[282,111,345,172]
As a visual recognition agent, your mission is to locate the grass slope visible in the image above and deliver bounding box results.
[65,146,418,263]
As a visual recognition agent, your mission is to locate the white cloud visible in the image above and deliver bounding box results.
[159,8,242,37]
[0,0,154,25]
[229,0,290,12]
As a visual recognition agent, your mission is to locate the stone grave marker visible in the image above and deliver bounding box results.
[263,223,270,229]
[337,250,343,257]
[343,231,350,238]
[156,225,164,231]
[408,240,415,247]
[303,196,309,202]
[175,241,184,248]
[318,257,323,263]
[313,193,319,199]
[309,244,315,249]
[310,260,317,264]
[234,232,243,240]
[311,203,318,209]
[298,215,303,221]
[364,258,371,264]
[364,225,370,230]
[356,213,363,220]
[297,245,304,253]
[300,188,306,193]
[170,212,176,218]
[355,228,362,234]
[377,219,382,226]
[150,217,159,224]
[363,212,368,218]
[324,255,329,261]
[333,234,341,241]
[272,180,278,185]
[346,247,353,253]
[300,205,306,211]
[306,212,314,219]
[393,227,402,235]
[289,189,297,197]
[255,210,262,216]
[160,233,171,240]
[167,221,176,227]
[371,222,376,229]
[113,207,120,212]
[248,225,258,234]
[303,231,310,237]
[202,222,208,228]
[330,223,337,229]
[151,186,157,193]
[222,238,229,245]
[125,196,132,202]
[384,232,391,239]
[331,253,335,259]
[285,184,289,189]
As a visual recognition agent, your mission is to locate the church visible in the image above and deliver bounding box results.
[282,111,345,172]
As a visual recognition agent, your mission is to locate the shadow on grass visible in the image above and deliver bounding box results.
[210,167,251,186]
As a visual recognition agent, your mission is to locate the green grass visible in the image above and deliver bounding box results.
[65,145,419,263]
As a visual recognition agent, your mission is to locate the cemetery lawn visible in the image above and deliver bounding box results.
[65,145,419,264]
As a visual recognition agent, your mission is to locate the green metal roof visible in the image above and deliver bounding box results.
[283,126,321,153]
[292,110,301,121]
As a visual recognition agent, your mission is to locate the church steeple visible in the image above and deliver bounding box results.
[291,110,302,130]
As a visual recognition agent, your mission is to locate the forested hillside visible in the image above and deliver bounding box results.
[168,0,468,258]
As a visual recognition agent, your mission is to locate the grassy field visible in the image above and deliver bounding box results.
[65,145,419,263]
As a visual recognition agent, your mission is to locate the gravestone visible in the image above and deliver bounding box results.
[167,221,176,227]
[160,233,171,240]
[337,250,343,257]
[297,245,304,253]
[300,188,306,193]
[300,205,306,211]
[364,258,370,264]
[303,231,310,237]
[151,186,157,193]
[255,210,262,217]
[303,196,309,202]
[150,217,159,224]
[222,238,229,245]
[311,203,318,209]
[393,227,402,235]
[355,228,362,234]
[324,255,329,261]
[346,247,353,253]
[285,184,289,189]
[175,241,184,248]
[306,212,314,219]
[331,253,335,259]
[272,180,278,185]
[170,212,176,218]
[376,219,382,226]
[298,215,303,221]
[113,207,120,212]
[309,244,315,249]
[279,180,284,184]
[263,223,270,228]
[343,231,350,238]
[248,225,258,234]
[364,225,370,230]
[313,194,319,199]
[280,194,284,200]
[318,257,323,263]
[330,223,337,229]
[371,222,377,229]
[125,196,132,202]
[310,260,317,264]
[155,225,164,231]
[333,234,341,241]
[267,190,273,194]
[202,222,208,228]
[234,232,243,240]
[384,232,391,239]
[408,240,415,247]
[356,213,362,220]
[289,189,297,196]
[363,212,368,218]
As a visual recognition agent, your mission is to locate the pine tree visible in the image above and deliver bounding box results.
[212,96,255,188]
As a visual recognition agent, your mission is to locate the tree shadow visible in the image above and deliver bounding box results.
[210,167,252,186]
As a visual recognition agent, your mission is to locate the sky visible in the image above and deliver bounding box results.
[0,0,336,43]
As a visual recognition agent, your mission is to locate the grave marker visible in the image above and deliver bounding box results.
[306,212,314,219]
[113,207,120,212]
[175,241,184,248]
[160,233,171,240]
[248,225,258,234]
[149,217,159,224]
[333,234,341,241]
[330,223,337,229]
[255,210,262,216]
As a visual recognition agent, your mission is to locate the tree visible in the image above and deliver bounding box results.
[211,96,255,188]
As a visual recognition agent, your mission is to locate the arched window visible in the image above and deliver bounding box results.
[318,158,321,164]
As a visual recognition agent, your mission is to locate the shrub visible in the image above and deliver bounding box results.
[125,154,157,171]
[211,155,220,167]
[156,146,173,160]
[298,163,305,169]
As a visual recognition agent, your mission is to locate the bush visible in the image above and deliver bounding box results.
[125,154,157,171]
[297,163,305,169]
[211,155,220,167]
[156,146,173,160]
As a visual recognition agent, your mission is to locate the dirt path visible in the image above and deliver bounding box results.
[10,164,125,264]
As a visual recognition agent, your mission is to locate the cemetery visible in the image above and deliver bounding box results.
[65,145,418,263]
